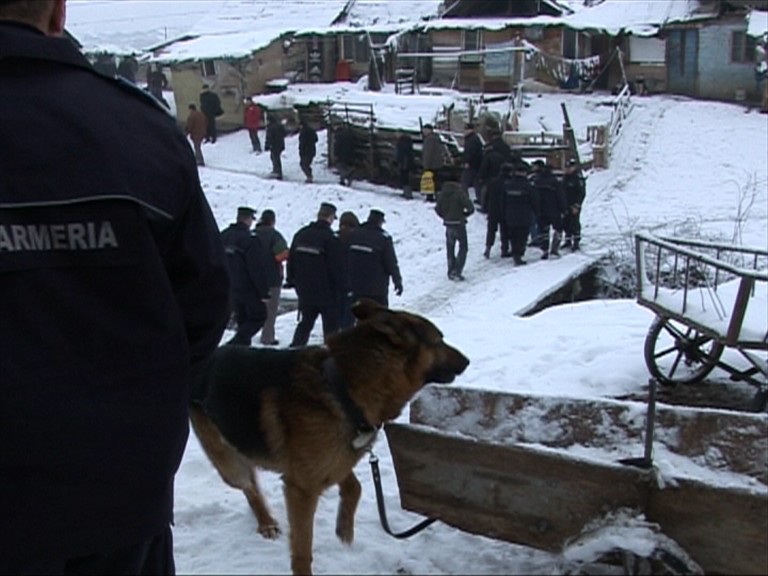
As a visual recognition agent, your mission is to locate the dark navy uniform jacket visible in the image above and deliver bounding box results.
[502,173,539,228]
[532,169,566,227]
[346,222,403,303]
[220,222,271,304]
[562,172,587,208]
[0,22,230,564]
[286,220,341,307]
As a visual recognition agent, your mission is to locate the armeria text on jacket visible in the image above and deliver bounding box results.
[0,221,119,252]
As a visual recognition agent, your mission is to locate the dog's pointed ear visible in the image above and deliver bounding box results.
[351,298,386,321]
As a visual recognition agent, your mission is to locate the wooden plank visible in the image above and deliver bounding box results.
[385,423,650,553]
[647,479,768,575]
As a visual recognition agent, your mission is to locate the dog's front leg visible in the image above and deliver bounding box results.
[284,481,320,576]
[335,471,361,544]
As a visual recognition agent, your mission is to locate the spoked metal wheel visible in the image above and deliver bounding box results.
[644,316,724,386]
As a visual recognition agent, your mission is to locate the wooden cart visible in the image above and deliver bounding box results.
[634,233,767,410]
[384,385,768,574]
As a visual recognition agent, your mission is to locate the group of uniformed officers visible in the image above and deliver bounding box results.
[219,202,402,349]
[471,129,587,266]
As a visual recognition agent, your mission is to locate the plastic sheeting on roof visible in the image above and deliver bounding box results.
[748,10,768,39]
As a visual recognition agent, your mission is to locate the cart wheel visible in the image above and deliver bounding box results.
[560,510,703,575]
[565,543,701,575]
[644,316,724,386]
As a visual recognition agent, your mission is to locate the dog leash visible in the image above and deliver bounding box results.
[368,450,437,539]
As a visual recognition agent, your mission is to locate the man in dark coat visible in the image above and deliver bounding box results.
[298,119,318,183]
[346,209,403,307]
[0,3,230,572]
[502,161,539,266]
[147,64,168,104]
[395,130,415,199]
[117,55,137,83]
[220,207,272,346]
[435,180,475,281]
[199,84,223,143]
[561,158,586,251]
[92,52,116,77]
[479,140,510,259]
[265,114,286,180]
[531,160,566,259]
[286,202,342,346]
[334,124,355,186]
[461,122,484,206]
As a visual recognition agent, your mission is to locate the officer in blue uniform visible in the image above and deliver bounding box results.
[285,202,342,347]
[0,2,231,573]
[346,209,403,308]
[219,206,272,346]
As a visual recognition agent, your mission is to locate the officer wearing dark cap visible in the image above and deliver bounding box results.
[220,206,273,345]
[286,202,343,346]
[0,1,231,572]
[502,161,539,265]
[561,158,586,251]
[346,208,403,308]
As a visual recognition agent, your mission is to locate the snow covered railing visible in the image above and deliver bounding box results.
[634,232,768,348]
[588,83,633,169]
[609,83,632,145]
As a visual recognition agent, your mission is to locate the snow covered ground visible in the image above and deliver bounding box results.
[172,86,767,575]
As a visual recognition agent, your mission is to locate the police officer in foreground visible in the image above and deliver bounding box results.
[286,202,342,347]
[0,1,231,573]
[220,206,272,346]
[346,209,403,308]
[531,159,566,259]
[502,160,539,266]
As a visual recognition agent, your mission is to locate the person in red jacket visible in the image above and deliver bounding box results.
[243,98,262,152]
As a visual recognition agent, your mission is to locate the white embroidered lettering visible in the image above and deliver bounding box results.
[68,223,87,249]
[50,224,67,249]
[97,222,118,248]
[11,225,31,250]
[0,227,13,251]
[0,221,118,252]
[27,226,51,250]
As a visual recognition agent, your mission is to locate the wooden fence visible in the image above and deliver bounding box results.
[587,83,633,169]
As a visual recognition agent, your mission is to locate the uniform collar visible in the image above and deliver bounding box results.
[0,21,93,72]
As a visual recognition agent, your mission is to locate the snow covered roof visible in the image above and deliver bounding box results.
[416,15,565,32]
[151,0,443,63]
[405,0,716,37]
[331,0,443,31]
[149,0,347,63]
[562,0,718,36]
[65,0,220,55]
[151,28,286,63]
[747,9,768,38]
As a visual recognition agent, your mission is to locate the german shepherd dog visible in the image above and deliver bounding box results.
[189,299,469,575]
